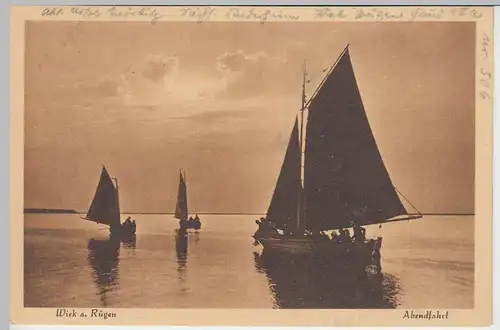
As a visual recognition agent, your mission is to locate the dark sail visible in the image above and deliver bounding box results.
[85,166,121,228]
[304,48,407,231]
[174,172,188,220]
[266,117,302,231]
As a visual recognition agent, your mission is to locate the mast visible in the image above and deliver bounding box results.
[297,60,307,233]
[112,177,120,223]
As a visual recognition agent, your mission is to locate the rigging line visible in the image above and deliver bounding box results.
[303,44,350,110]
[383,215,424,224]
[393,186,423,216]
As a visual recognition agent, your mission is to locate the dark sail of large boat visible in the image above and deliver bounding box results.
[254,46,421,265]
[175,171,189,221]
[266,117,301,231]
[303,47,408,231]
[84,166,121,228]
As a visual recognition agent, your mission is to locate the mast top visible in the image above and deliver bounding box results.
[301,59,307,111]
[304,44,351,110]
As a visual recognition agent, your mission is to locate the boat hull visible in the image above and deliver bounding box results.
[109,222,136,237]
[258,236,382,267]
[179,219,201,230]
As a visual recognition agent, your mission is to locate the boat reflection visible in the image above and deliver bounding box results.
[253,251,401,309]
[87,235,136,307]
[121,235,137,249]
[175,229,189,283]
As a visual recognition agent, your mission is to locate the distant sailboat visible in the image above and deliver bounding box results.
[174,170,201,230]
[82,166,136,237]
[254,45,422,268]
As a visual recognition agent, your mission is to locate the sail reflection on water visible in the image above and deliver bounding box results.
[175,230,189,283]
[87,236,136,307]
[253,251,401,309]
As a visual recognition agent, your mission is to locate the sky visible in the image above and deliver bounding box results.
[24,21,475,214]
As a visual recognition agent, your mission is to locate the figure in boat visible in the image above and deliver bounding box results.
[174,170,202,230]
[253,45,423,271]
[253,216,279,242]
[81,165,137,238]
[122,216,137,234]
[338,228,351,243]
[352,222,367,242]
[185,214,201,229]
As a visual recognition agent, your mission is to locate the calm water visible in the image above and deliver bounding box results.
[24,215,474,309]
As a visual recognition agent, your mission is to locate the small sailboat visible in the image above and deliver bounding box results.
[81,165,136,238]
[174,170,201,230]
[253,45,422,269]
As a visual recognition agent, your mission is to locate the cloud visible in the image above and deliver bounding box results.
[215,50,290,99]
[81,51,298,133]
[116,50,295,114]
[26,49,302,152]
[142,55,178,83]
[118,55,230,111]
[217,50,282,73]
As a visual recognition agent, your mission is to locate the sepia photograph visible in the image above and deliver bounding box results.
[10,5,493,327]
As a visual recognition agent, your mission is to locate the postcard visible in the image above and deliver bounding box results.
[10,5,493,327]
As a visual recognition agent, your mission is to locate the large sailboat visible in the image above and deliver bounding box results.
[82,165,136,238]
[174,170,201,230]
[253,45,422,267]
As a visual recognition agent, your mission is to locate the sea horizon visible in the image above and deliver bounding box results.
[23,208,474,217]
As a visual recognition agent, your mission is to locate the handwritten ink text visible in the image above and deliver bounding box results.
[70,7,101,18]
[225,8,300,24]
[481,32,490,60]
[450,7,484,18]
[410,8,446,22]
[479,32,492,101]
[354,8,404,21]
[41,7,64,17]
[107,7,164,24]
[179,7,216,23]
[314,8,347,20]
